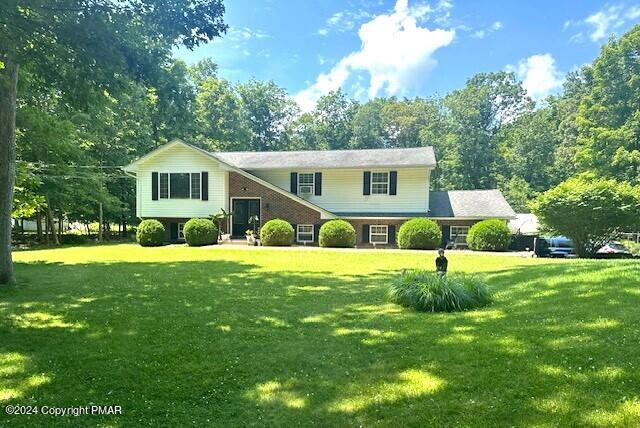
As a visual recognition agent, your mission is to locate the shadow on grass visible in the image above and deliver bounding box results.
[0,259,639,426]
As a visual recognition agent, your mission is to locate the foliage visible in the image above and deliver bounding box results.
[397,218,442,250]
[183,218,217,247]
[576,25,640,184]
[531,174,640,257]
[259,219,294,246]
[319,220,356,248]
[389,269,492,312]
[467,219,512,251]
[622,240,640,256]
[136,219,166,247]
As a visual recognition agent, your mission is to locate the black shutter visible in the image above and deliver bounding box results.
[314,224,320,243]
[363,171,371,195]
[389,171,397,195]
[362,224,370,243]
[170,223,178,242]
[290,172,298,194]
[291,224,297,241]
[441,225,450,248]
[388,224,396,245]
[152,172,158,200]
[201,172,209,201]
[314,172,322,196]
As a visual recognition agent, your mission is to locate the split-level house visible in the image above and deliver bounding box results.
[123,140,515,247]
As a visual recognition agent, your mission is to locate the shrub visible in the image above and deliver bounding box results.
[388,269,492,312]
[319,220,356,248]
[466,219,512,251]
[260,219,294,246]
[183,218,218,246]
[136,219,166,247]
[397,218,442,250]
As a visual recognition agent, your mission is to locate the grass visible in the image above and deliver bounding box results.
[0,244,639,427]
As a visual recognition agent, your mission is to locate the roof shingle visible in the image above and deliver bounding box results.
[428,190,516,219]
[214,147,436,169]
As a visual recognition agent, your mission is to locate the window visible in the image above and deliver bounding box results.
[297,224,314,243]
[169,173,190,199]
[178,223,185,240]
[298,173,314,195]
[159,173,169,199]
[450,226,469,245]
[190,173,201,199]
[158,172,202,200]
[371,172,389,195]
[369,225,388,244]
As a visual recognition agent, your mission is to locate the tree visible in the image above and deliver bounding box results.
[0,0,227,284]
[576,25,640,184]
[194,74,250,151]
[313,89,358,150]
[236,80,299,151]
[444,72,532,189]
[531,174,640,257]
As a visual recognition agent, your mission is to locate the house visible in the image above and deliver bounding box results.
[123,140,515,247]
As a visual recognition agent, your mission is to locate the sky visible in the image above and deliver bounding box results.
[174,0,640,110]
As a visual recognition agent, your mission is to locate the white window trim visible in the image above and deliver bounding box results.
[158,172,202,200]
[296,224,314,243]
[178,222,185,240]
[297,172,315,195]
[369,225,389,244]
[450,226,469,244]
[370,171,390,195]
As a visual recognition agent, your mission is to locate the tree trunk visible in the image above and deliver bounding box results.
[0,56,18,284]
[98,202,103,242]
[36,210,42,242]
[45,196,59,245]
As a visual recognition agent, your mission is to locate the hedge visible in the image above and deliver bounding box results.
[466,219,512,251]
[397,218,442,250]
[319,220,356,248]
[183,218,218,247]
[136,219,165,247]
[260,219,294,246]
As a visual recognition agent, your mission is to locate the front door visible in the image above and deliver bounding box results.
[231,199,260,238]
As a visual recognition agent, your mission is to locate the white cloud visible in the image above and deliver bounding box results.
[471,20,503,39]
[508,53,564,101]
[297,0,455,111]
[567,3,638,43]
[316,9,373,36]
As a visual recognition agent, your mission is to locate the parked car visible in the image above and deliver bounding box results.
[534,236,575,258]
[595,242,633,259]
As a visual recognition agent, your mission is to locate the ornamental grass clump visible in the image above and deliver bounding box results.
[388,269,492,312]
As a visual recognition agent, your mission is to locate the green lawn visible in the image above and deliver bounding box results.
[1,244,639,427]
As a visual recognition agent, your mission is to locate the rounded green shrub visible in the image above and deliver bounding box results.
[388,269,492,312]
[260,219,294,246]
[397,218,442,250]
[183,218,218,247]
[136,219,166,247]
[319,220,356,248]
[466,219,512,251]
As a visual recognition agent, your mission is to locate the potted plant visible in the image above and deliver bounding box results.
[247,215,260,246]
[211,208,234,243]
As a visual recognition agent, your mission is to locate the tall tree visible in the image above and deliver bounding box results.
[576,25,640,184]
[443,72,532,189]
[313,89,358,150]
[237,80,299,151]
[0,0,227,284]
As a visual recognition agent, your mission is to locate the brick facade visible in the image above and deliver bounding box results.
[228,172,322,227]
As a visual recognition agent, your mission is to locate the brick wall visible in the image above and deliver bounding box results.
[228,172,322,226]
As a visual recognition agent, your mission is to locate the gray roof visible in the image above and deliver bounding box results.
[428,190,516,219]
[215,147,436,169]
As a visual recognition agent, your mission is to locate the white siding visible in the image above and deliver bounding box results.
[136,145,227,218]
[249,167,431,213]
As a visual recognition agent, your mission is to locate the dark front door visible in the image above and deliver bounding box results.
[232,199,260,238]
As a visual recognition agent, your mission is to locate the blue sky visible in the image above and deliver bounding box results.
[175,0,640,110]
